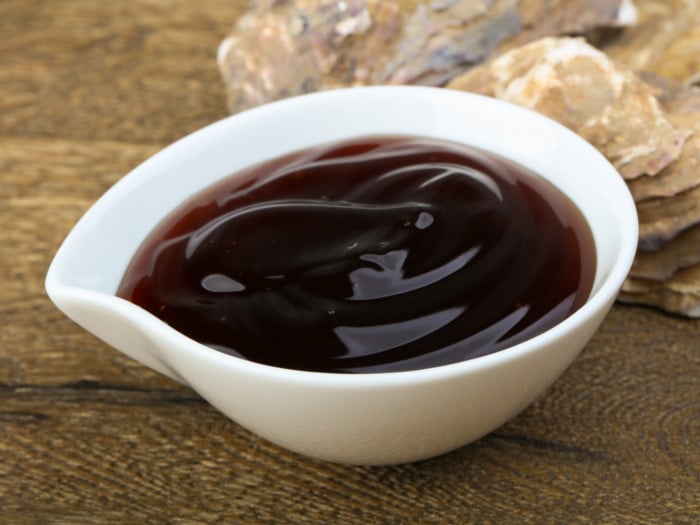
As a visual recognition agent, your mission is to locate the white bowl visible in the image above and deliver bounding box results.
[46,86,638,465]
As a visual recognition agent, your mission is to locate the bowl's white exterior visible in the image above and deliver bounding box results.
[46,87,638,465]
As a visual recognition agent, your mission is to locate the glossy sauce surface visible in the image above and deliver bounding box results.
[118,136,596,373]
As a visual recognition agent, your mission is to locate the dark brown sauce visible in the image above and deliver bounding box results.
[118,136,596,373]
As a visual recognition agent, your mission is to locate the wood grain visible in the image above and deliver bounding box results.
[1,1,699,523]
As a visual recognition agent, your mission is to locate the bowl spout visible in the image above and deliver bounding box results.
[45,282,186,384]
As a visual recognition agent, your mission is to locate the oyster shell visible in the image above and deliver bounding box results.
[217,0,402,111]
[218,0,637,113]
[627,76,700,201]
[374,0,522,87]
[502,0,637,49]
[603,0,700,86]
[447,37,700,317]
[637,185,700,251]
[631,225,700,281]
[633,80,700,252]
[447,37,692,179]
[620,264,700,318]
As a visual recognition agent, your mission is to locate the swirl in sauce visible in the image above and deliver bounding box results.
[118,136,596,373]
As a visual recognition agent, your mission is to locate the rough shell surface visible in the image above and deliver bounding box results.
[218,0,636,113]
[620,264,700,318]
[446,37,692,180]
[631,225,700,281]
[603,0,700,86]
[627,76,700,202]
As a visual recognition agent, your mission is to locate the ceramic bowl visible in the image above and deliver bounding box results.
[46,86,638,465]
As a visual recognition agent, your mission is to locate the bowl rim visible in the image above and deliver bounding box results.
[46,85,639,387]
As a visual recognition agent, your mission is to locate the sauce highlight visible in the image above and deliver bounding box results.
[118,136,596,373]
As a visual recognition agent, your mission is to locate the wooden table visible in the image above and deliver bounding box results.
[2,1,698,522]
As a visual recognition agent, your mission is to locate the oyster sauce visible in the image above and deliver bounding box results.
[118,136,596,373]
